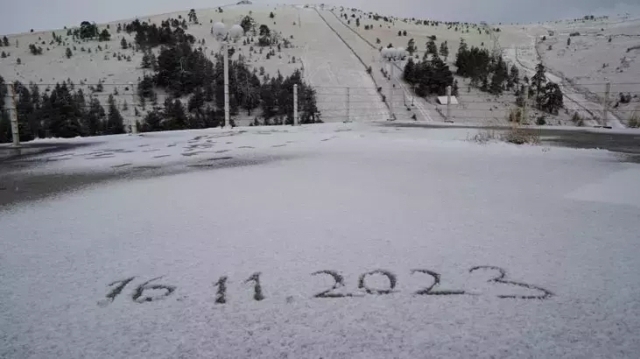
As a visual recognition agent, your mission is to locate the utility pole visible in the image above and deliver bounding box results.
[293,84,299,126]
[223,42,230,128]
[602,82,610,127]
[8,83,19,147]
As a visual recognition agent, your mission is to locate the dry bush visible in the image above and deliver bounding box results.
[501,126,540,145]
[508,107,524,124]
[628,110,640,128]
[470,129,498,144]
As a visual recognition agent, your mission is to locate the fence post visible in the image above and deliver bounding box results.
[293,84,298,126]
[446,85,452,122]
[346,87,351,122]
[602,82,610,127]
[8,83,19,147]
[389,62,395,120]
[130,82,138,134]
[523,84,529,124]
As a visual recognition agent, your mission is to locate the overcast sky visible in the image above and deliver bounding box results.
[1,0,639,35]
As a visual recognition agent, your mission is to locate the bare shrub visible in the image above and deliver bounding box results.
[501,126,540,145]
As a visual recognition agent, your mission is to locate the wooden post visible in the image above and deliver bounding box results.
[523,84,529,124]
[446,85,452,122]
[602,82,610,127]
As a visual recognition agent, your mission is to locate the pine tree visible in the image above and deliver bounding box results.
[121,38,128,49]
[99,29,111,41]
[142,108,163,132]
[489,56,509,95]
[407,38,416,55]
[403,58,416,83]
[508,64,520,90]
[2,36,8,47]
[426,40,438,58]
[541,82,563,114]
[84,97,106,135]
[66,47,72,58]
[532,62,547,106]
[164,99,188,130]
[439,41,449,60]
[106,94,125,134]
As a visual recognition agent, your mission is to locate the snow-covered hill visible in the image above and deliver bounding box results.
[1,4,639,130]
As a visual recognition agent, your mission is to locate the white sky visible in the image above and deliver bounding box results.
[1,0,639,35]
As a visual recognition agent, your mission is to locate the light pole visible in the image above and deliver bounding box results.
[213,22,244,129]
[381,47,407,121]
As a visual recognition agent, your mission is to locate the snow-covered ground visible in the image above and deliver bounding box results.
[2,123,640,358]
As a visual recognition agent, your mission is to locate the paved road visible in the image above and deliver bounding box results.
[385,122,640,160]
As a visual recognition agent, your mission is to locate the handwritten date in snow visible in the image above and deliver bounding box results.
[98,267,553,306]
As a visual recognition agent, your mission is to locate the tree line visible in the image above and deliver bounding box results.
[0,75,126,142]
[137,36,320,131]
[399,37,564,117]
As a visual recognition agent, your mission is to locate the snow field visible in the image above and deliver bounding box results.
[2,123,640,358]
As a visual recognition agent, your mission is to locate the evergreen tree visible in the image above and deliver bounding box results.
[106,94,125,134]
[141,50,153,68]
[45,83,83,138]
[489,56,509,95]
[66,47,72,58]
[508,64,520,90]
[188,87,205,113]
[403,58,416,83]
[532,62,547,106]
[84,97,106,135]
[540,82,563,114]
[439,41,449,60]
[241,16,255,33]
[164,98,189,130]
[2,36,8,47]
[142,108,164,132]
[99,29,111,41]
[426,40,438,58]
[121,38,128,49]
[188,9,198,23]
[407,38,416,56]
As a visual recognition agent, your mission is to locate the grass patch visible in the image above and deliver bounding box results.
[470,126,540,145]
[628,110,640,128]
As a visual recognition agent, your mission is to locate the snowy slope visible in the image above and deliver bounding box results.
[2,123,640,358]
[0,4,386,126]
